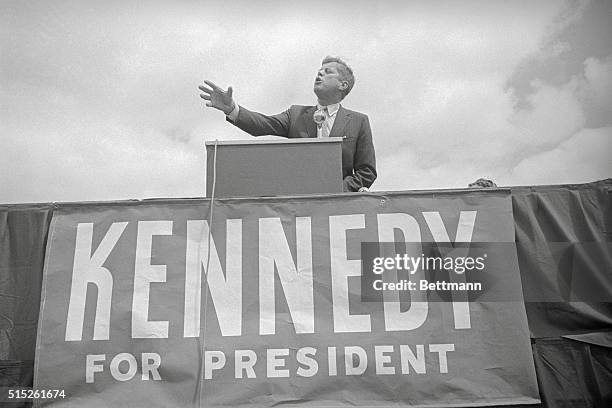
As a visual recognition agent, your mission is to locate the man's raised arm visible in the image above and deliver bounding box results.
[198,80,290,136]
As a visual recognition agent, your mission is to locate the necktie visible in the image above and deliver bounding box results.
[314,107,330,138]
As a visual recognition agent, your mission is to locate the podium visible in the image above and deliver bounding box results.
[205,138,343,197]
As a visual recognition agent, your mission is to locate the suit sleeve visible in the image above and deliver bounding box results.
[226,105,290,137]
[343,115,377,192]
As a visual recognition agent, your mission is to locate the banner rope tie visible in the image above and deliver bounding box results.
[196,139,218,408]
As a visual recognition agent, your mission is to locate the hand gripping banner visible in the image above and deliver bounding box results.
[34,191,539,407]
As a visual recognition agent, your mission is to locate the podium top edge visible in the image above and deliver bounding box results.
[204,137,343,146]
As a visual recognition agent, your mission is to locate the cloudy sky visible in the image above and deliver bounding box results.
[1,0,611,203]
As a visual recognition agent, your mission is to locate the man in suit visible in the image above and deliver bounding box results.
[198,56,376,192]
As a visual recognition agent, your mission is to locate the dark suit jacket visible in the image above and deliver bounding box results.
[228,105,376,192]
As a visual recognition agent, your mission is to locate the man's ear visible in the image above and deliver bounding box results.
[339,81,349,91]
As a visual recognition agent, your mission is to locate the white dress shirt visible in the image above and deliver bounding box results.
[315,102,340,138]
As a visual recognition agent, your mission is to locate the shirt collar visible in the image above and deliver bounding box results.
[317,102,341,117]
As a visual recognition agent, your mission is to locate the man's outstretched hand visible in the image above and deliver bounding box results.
[198,80,235,114]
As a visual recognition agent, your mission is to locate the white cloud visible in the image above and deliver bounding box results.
[582,55,612,108]
[376,50,612,191]
[511,126,612,185]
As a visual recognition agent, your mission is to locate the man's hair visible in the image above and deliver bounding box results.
[468,178,498,188]
[322,56,355,98]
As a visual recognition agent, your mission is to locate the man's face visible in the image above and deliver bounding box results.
[313,62,346,98]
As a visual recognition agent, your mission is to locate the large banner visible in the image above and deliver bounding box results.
[34,191,539,407]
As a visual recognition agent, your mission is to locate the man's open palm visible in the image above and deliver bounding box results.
[198,80,234,114]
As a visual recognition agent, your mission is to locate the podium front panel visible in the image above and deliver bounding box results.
[206,138,343,197]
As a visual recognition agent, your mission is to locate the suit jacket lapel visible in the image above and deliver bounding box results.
[306,106,318,138]
[329,106,350,138]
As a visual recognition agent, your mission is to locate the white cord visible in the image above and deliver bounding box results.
[197,139,218,408]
